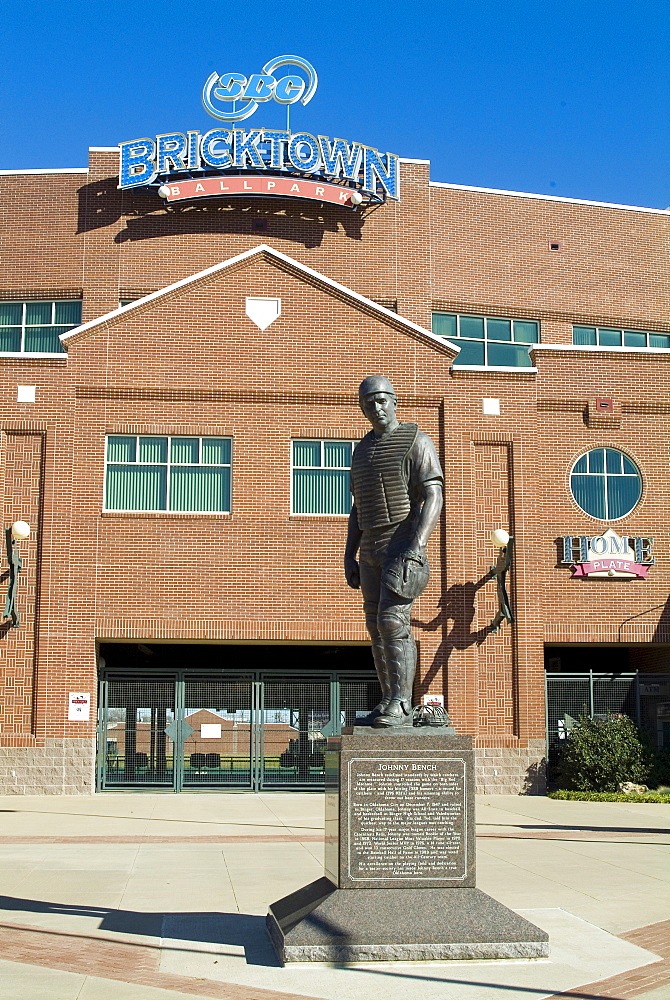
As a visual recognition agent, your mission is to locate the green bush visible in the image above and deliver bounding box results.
[548,789,670,803]
[557,714,651,793]
[648,747,670,788]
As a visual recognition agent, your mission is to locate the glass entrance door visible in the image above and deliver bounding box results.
[98,669,376,791]
[183,676,253,788]
[260,679,331,787]
[101,677,176,788]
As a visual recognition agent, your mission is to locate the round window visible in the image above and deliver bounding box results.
[570,448,642,520]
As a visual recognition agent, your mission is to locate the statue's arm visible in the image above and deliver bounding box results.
[412,481,443,551]
[344,506,362,589]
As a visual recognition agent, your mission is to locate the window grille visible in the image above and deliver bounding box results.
[98,669,378,790]
[292,439,355,515]
[105,435,232,512]
[544,671,668,776]
[0,299,80,353]
[432,312,539,368]
[573,325,670,349]
[570,448,642,520]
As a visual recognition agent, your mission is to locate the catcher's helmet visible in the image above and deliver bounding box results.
[358,375,397,401]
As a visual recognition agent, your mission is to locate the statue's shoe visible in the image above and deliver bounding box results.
[372,699,413,728]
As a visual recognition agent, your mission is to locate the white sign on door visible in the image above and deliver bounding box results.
[68,692,91,721]
[200,724,222,739]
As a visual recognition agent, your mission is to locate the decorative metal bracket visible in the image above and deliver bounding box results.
[489,536,515,633]
[3,527,23,627]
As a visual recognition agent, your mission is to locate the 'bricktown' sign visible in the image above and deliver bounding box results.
[118,55,399,206]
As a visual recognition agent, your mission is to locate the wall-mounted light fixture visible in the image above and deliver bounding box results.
[3,520,31,627]
[489,528,514,633]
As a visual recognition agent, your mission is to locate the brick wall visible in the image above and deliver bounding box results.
[0,153,668,794]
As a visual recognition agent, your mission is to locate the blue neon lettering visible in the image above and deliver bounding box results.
[232,130,264,168]
[201,129,232,168]
[273,75,305,104]
[287,133,320,172]
[187,131,200,170]
[117,126,399,202]
[243,74,275,101]
[214,72,247,101]
[263,130,290,168]
[363,147,399,200]
[318,137,362,181]
[156,133,187,174]
[118,139,156,189]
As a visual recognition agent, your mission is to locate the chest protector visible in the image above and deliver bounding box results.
[351,423,418,530]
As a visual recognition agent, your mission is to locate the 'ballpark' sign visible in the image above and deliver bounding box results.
[157,175,365,207]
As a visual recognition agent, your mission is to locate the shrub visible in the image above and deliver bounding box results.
[648,747,670,789]
[557,714,651,793]
[548,789,670,803]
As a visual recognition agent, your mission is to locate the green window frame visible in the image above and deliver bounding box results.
[292,440,355,515]
[573,326,670,349]
[569,448,642,521]
[432,312,539,368]
[105,435,232,513]
[0,300,81,354]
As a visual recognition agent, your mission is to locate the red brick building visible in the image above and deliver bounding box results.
[0,145,668,794]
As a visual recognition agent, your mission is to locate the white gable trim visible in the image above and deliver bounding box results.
[429,181,670,217]
[0,168,88,175]
[60,244,459,356]
[531,343,670,355]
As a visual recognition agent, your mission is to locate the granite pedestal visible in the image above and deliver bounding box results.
[267,728,549,964]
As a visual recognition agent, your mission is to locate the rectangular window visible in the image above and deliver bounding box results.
[432,312,539,368]
[0,300,81,354]
[105,435,232,512]
[292,440,355,515]
[573,325,670,349]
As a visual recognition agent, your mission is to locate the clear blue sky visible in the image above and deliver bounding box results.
[1,0,668,208]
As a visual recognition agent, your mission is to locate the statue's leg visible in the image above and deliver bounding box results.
[366,632,391,716]
[373,595,416,727]
[359,557,391,721]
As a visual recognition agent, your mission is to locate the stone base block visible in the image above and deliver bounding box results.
[0,738,95,794]
[474,741,547,794]
[267,877,549,964]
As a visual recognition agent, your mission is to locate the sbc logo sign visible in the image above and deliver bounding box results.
[202,55,318,122]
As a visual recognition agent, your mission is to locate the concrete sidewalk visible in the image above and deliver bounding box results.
[0,792,668,1000]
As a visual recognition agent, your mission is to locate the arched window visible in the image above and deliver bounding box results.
[570,448,642,520]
